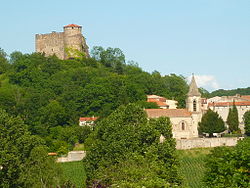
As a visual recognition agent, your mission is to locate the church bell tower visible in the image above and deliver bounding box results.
[186,74,201,113]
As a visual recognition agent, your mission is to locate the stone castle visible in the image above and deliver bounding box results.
[35,24,89,59]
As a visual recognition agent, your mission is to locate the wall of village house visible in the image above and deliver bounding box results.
[176,137,242,150]
[171,117,198,139]
[209,105,250,133]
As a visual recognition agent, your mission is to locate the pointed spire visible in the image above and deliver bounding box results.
[188,74,201,96]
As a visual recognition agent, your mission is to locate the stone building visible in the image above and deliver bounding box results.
[147,95,178,109]
[207,95,250,133]
[145,75,202,139]
[35,24,89,59]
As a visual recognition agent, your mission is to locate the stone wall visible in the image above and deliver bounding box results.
[176,137,243,150]
[36,32,65,59]
[57,151,86,163]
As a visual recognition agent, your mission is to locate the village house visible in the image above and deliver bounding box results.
[79,116,98,127]
[147,95,178,109]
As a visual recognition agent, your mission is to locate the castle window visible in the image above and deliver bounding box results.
[181,122,185,131]
[193,100,197,112]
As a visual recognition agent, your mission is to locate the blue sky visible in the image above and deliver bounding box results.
[1,0,249,91]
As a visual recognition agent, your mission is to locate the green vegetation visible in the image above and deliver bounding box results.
[0,47,188,154]
[243,110,250,136]
[60,161,86,188]
[0,109,62,187]
[226,103,240,133]
[204,138,250,187]
[178,148,211,188]
[210,87,250,97]
[198,109,226,136]
[84,104,181,187]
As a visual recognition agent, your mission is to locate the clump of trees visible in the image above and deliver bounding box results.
[83,104,181,187]
[0,47,189,153]
[226,103,239,133]
[203,137,250,187]
[198,109,226,137]
[0,109,62,187]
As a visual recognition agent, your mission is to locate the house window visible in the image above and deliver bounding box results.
[193,100,197,112]
[181,122,185,131]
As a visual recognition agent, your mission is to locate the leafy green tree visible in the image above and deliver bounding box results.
[0,48,10,74]
[198,109,226,137]
[203,138,250,187]
[243,110,250,136]
[0,109,62,187]
[227,103,239,133]
[83,104,180,187]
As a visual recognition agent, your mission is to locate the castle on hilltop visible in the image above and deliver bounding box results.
[35,24,89,59]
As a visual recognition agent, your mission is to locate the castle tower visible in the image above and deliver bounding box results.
[186,74,202,113]
[35,24,90,60]
[63,24,90,59]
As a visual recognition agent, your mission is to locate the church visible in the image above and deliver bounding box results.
[145,75,202,139]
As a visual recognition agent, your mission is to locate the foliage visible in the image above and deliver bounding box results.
[198,109,226,136]
[0,109,62,187]
[243,110,250,136]
[0,46,188,152]
[83,103,181,187]
[203,138,250,187]
[210,87,250,97]
[226,103,239,132]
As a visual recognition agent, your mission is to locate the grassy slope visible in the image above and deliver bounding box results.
[177,148,211,188]
[60,161,86,188]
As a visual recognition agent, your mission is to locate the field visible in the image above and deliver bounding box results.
[177,148,211,188]
[60,161,86,188]
[60,148,211,188]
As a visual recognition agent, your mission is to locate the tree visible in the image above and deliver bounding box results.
[198,109,226,137]
[243,110,250,136]
[0,109,62,187]
[83,104,181,187]
[227,103,239,133]
[203,137,250,187]
[0,48,10,74]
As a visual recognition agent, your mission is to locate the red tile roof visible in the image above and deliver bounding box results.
[64,24,81,28]
[241,95,250,101]
[208,101,250,107]
[79,117,98,121]
[145,109,192,118]
[147,98,167,106]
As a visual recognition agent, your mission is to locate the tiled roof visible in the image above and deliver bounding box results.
[241,95,250,101]
[208,101,250,107]
[64,24,81,28]
[145,109,192,118]
[79,117,98,121]
[147,98,167,106]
